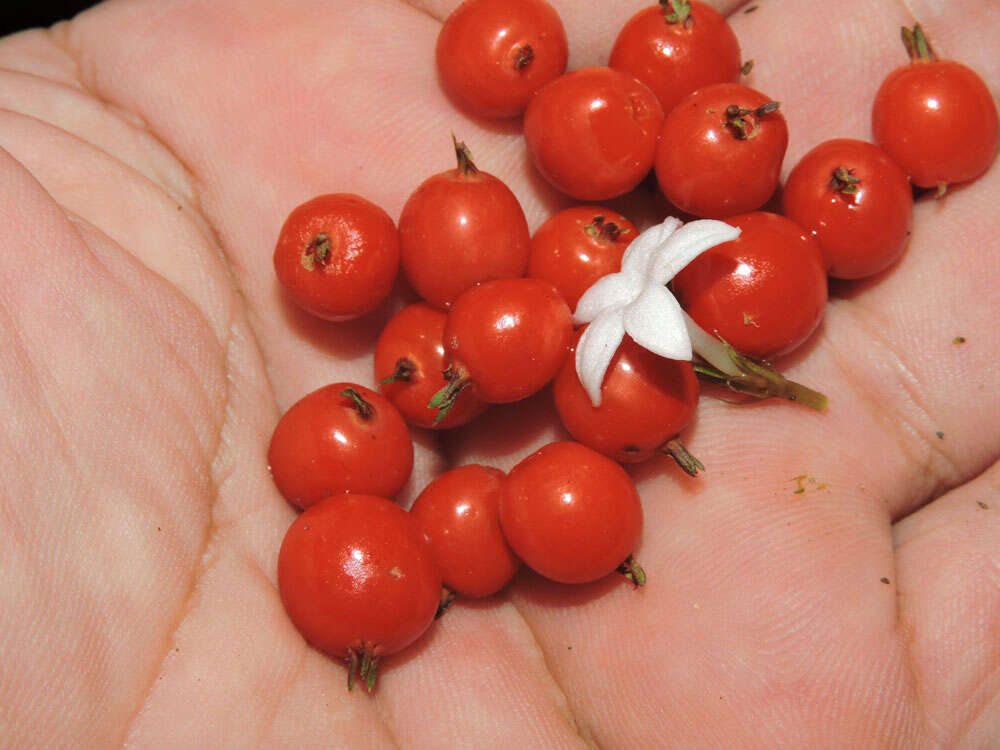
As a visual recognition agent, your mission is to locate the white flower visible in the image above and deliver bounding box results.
[573,217,740,407]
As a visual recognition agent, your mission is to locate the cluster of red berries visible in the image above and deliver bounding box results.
[269,0,998,693]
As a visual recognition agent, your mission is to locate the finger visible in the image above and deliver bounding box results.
[891,458,1000,746]
[0,144,227,744]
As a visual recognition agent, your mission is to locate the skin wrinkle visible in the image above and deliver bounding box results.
[505,597,599,750]
[46,22,202,212]
[827,297,965,517]
[118,322,235,748]
[30,20,247,748]
[401,0,447,23]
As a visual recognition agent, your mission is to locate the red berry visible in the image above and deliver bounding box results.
[399,139,530,309]
[655,83,788,218]
[554,332,699,465]
[782,138,913,279]
[609,0,742,116]
[374,303,488,429]
[872,24,999,191]
[278,494,441,692]
[672,212,827,359]
[410,465,520,598]
[523,67,665,200]
[268,383,413,509]
[273,194,399,320]
[500,441,643,584]
[433,278,573,415]
[528,206,638,311]
[436,0,568,119]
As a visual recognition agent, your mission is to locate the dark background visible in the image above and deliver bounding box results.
[1,1,101,37]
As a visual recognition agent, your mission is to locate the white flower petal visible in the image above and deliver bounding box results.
[620,216,683,278]
[647,219,740,286]
[622,285,692,361]
[575,308,626,407]
[573,271,640,325]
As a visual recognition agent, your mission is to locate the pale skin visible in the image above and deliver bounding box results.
[0,0,998,746]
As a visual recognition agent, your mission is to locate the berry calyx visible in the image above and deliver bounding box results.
[452,135,480,176]
[427,365,472,425]
[301,232,332,271]
[513,45,534,70]
[617,555,646,588]
[725,100,781,139]
[661,439,704,477]
[583,215,629,243]
[901,23,936,63]
[436,588,456,619]
[660,0,692,26]
[830,166,861,197]
[379,358,416,384]
[346,644,380,693]
[339,387,375,419]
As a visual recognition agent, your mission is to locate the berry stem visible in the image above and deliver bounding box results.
[451,134,480,176]
[661,439,704,476]
[340,388,375,419]
[380,358,416,384]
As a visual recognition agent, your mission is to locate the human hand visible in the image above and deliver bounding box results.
[0,0,997,746]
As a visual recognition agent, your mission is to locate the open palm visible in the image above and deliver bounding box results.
[1,0,997,746]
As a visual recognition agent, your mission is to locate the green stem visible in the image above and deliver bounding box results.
[684,314,828,411]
